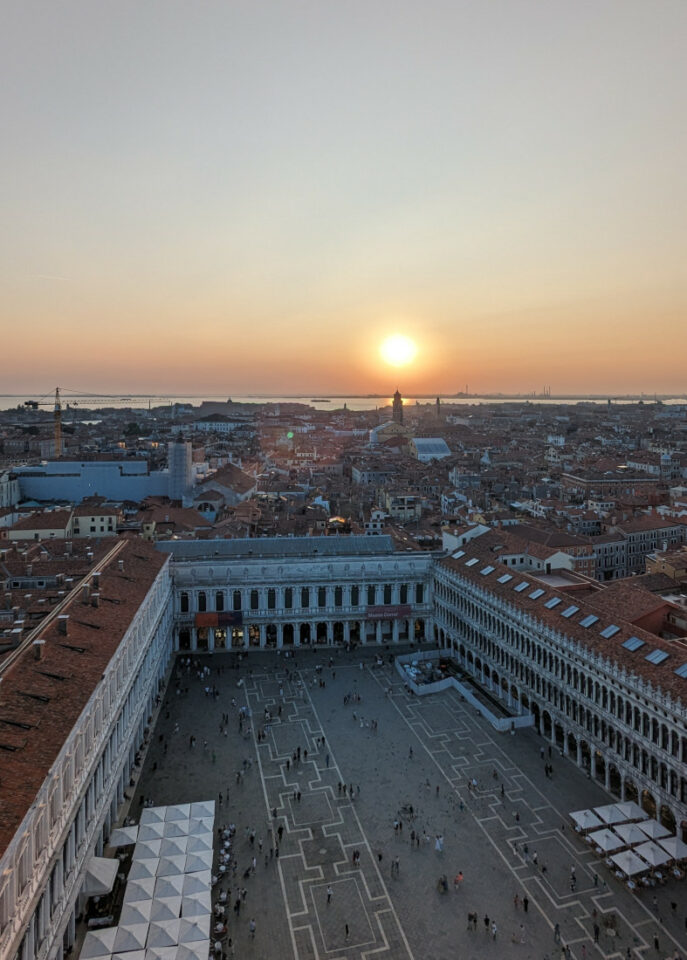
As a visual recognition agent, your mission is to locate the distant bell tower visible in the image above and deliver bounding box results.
[392,388,403,424]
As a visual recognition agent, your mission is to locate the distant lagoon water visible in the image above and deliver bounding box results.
[0,394,684,413]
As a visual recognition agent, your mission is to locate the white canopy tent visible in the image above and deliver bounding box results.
[637,820,671,841]
[589,828,625,853]
[134,840,163,860]
[82,858,120,897]
[176,942,210,960]
[614,801,647,821]
[658,836,687,860]
[185,835,212,854]
[570,809,603,832]
[112,951,146,960]
[124,879,156,903]
[129,860,159,882]
[159,837,188,857]
[156,856,187,878]
[634,841,672,867]
[178,919,210,943]
[593,804,626,825]
[139,823,166,842]
[614,823,649,847]
[144,947,177,960]
[184,852,213,874]
[140,808,166,825]
[120,902,154,925]
[146,920,181,948]
[164,804,191,821]
[112,923,149,953]
[109,826,139,847]
[190,801,215,819]
[610,850,648,877]
[188,819,213,836]
[180,893,212,919]
[149,897,182,922]
[154,875,185,899]
[182,873,211,896]
[80,928,118,959]
[162,822,188,839]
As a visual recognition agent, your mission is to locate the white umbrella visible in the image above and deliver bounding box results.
[190,801,215,819]
[185,836,212,854]
[593,804,625,825]
[635,841,672,867]
[155,875,185,899]
[81,928,118,959]
[610,849,648,877]
[156,856,187,878]
[570,809,603,832]
[180,893,212,919]
[113,923,149,953]
[149,897,181,922]
[187,819,214,837]
[638,820,671,841]
[614,823,648,846]
[129,859,159,882]
[120,902,154,925]
[178,919,210,943]
[124,878,156,903]
[144,947,177,960]
[589,828,625,852]
[82,857,119,897]
[140,808,166,824]
[146,920,181,948]
[182,872,211,896]
[160,837,188,857]
[658,836,687,860]
[614,801,647,822]
[134,840,163,860]
[175,943,210,960]
[184,852,213,874]
[165,804,192,821]
[109,826,139,847]
[112,951,146,960]
[163,822,188,839]
[139,823,165,841]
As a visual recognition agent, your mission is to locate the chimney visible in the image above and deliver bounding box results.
[57,615,69,636]
[33,639,45,661]
[26,563,33,576]
[82,583,90,603]
[65,540,73,554]
[91,592,100,608]
[117,558,124,572]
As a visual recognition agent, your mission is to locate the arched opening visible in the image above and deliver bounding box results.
[248,624,260,647]
[214,628,227,650]
[350,621,360,645]
[624,779,639,804]
[231,626,244,648]
[300,623,311,645]
[196,627,208,651]
[282,623,294,646]
[414,619,425,642]
[316,622,328,644]
[659,804,675,834]
[641,789,657,819]
[178,628,191,651]
[608,763,622,797]
[333,622,344,644]
[265,624,277,648]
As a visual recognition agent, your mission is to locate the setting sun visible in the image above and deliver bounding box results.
[380,334,417,367]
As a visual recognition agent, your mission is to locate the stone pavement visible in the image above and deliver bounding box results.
[131,646,687,960]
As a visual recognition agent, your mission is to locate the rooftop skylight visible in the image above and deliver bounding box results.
[645,649,669,665]
[544,597,562,609]
[529,588,545,600]
[580,614,599,628]
[497,574,513,584]
[561,605,579,618]
[480,565,495,576]
[600,624,620,639]
[514,581,529,593]
[623,636,645,652]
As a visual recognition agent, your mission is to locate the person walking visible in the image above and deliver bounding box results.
[523,896,529,913]
[491,921,497,940]
[326,885,332,904]
[249,918,256,939]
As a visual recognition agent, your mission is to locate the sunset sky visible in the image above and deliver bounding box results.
[2,1,687,396]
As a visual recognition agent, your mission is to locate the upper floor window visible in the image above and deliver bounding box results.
[198,591,207,612]
[351,585,359,606]
[216,591,225,612]
[285,588,293,609]
[301,587,309,608]
[180,592,189,613]
[318,586,326,608]
[250,589,259,611]
[383,583,392,605]
[415,583,424,604]
[233,590,242,611]
[334,586,343,607]
[367,585,376,605]
[268,588,276,610]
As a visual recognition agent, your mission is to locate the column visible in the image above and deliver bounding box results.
[550,725,556,745]
[259,624,266,649]
[563,732,569,757]
[190,629,198,651]
[344,621,350,646]
[294,623,301,647]
[326,621,333,645]
[576,741,582,768]
[620,775,626,801]
[277,624,283,649]
[392,619,399,643]
[375,621,382,644]
[208,629,215,652]
[605,763,611,791]
[590,753,596,780]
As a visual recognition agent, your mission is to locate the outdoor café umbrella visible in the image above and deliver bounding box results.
[134,840,163,860]
[124,878,156,903]
[182,873,210,897]
[176,943,210,960]
[128,859,159,882]
[156,856,186,878]
[112,923,149,953]
[180,893,212,919]
[184,852,213,875]
[146,920,181,949]
[190,801,215,819]
[154,875,185,899]
[610,850,647,877]
[634,841,672,868]
[187,819,214,837]
[570,809,603,832]
[164,804,191,821]
[149,897,181,923]
[120,902,154,925]
[109,826,139,847]
[658,836,687,860]
[638,820,671,841]
[186,835,212,854]
[614,801,647,822]
[162,822,188,839]
[140,808,165,825]
[159,837,188,857]
[593,804,625,825]
[144,947,177,960]
[614,823,648,847]
[138,823,165,842]
[81,928,118,959]
[589,828,625,853]
[178,919,210,943]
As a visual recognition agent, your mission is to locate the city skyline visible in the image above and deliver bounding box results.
[3,1,687,395]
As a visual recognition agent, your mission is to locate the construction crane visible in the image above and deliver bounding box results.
[24,387,63,458]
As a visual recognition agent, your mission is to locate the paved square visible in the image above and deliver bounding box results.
[129,647,687,959]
